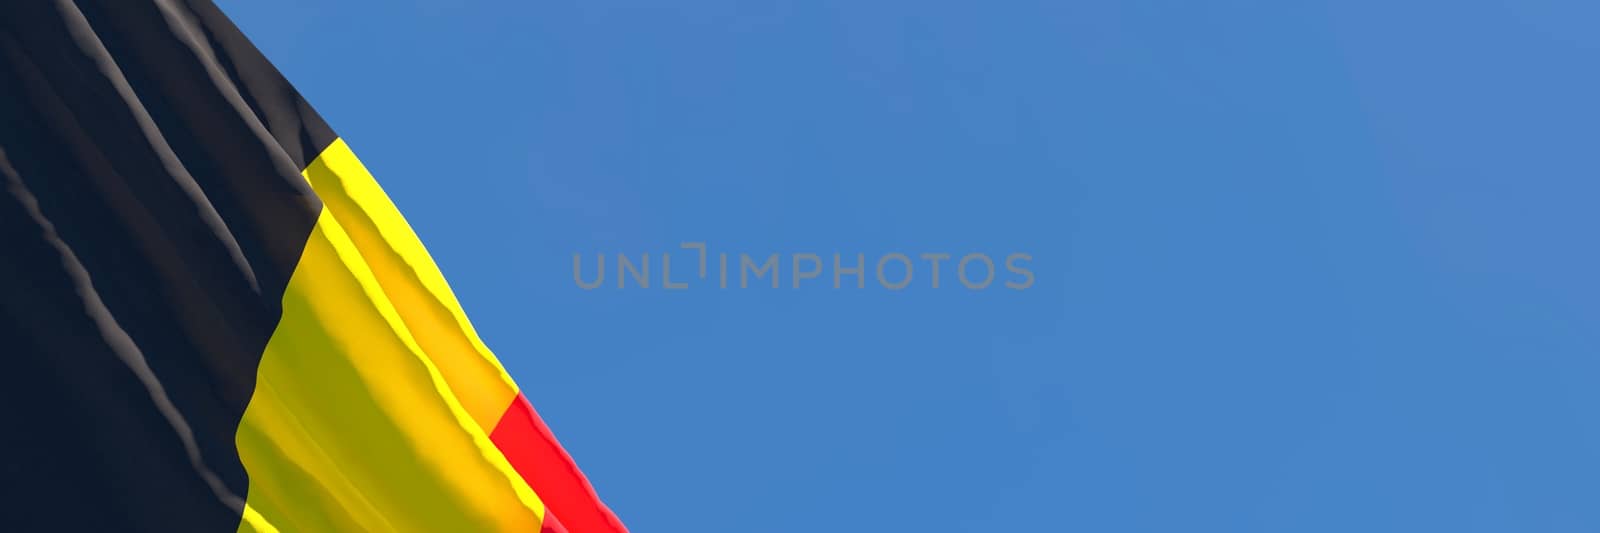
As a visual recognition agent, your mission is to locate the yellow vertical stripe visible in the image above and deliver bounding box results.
[299,139,522,430]
[236,139,543,532]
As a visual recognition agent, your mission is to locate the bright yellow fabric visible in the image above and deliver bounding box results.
[235,139,543,532]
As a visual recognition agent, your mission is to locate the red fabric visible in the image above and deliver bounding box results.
[540,512,569,533]
[492,393,627,533]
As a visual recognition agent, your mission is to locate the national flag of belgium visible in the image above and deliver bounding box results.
[0,2,626,532]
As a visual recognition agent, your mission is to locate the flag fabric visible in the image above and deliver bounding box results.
[0,2,626,531]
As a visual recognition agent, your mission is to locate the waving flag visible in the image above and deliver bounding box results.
[0,1,625,531]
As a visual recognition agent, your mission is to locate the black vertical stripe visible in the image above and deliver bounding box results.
[0,1,335,530]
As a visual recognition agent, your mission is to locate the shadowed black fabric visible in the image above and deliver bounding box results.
[0,1,334,530]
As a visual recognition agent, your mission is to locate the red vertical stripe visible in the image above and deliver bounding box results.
[491,394,627,533]
[540,512,568,533]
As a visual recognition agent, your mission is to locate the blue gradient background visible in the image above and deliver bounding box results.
[222,1,1599,531]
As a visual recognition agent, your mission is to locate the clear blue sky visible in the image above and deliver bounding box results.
[220,1,1599,531]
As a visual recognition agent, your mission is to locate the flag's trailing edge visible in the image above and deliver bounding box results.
[0,2,626,532]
